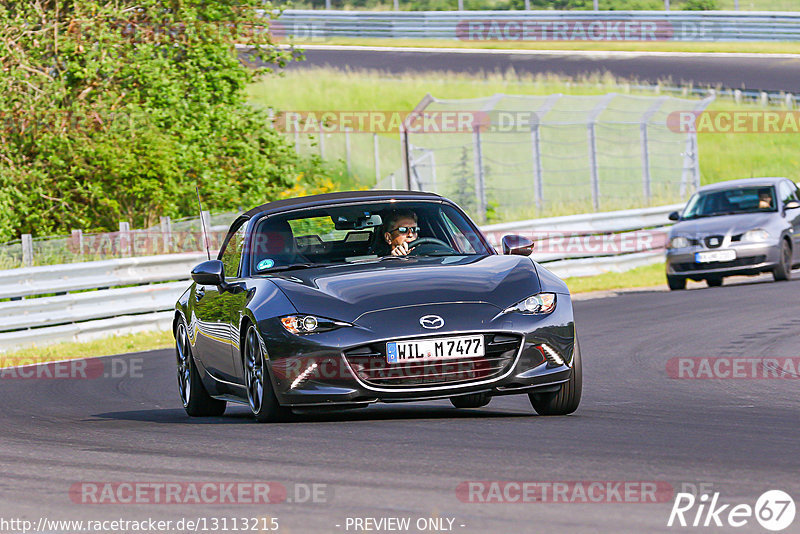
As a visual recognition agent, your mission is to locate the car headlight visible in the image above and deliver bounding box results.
[742,229,770,242]
[280,315,351,335]
[668,236,690,249]
[503,293,556,315]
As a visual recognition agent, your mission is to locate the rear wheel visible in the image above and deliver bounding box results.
[243,325,292,423]
[529,337,582,416]
[667,274,687,291]
[706,276,723,287]
[450,392,491,409]
[773,239,791,281]
[175,320,226,417]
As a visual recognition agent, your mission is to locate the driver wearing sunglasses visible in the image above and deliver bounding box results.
[383,209,419,256]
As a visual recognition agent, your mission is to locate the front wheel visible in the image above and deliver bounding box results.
[175,320,226,417]
[667,274,686,290]
[243,325,292,423]
[773,240,791,281]
[450,392,491,409]
[529,337,582,416]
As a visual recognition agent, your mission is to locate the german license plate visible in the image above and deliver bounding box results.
[386,335,484,364]
[695,250,736,263]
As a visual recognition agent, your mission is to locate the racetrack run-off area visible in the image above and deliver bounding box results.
[1,277,798,533]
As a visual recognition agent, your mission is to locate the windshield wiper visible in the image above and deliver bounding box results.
[260,263,317,273]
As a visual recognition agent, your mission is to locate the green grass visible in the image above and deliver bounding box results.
[563,261,666,293]
[0,329,174,366]
[313,37,800,55]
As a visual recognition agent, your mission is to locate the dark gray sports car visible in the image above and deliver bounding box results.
[174,191,581,422]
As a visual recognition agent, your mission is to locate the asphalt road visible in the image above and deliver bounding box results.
[283,47,800,92]
[2,276,798,533]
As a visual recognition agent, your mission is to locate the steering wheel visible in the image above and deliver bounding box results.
[407,237,455,255]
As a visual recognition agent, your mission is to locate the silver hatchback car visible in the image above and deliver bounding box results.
[666,177,800,290]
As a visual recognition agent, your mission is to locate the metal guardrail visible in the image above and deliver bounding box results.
[276,10,800,42]
[0,205,678,352]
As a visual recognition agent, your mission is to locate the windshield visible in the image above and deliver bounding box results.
[682,186,777,220]
[249,201,493,273]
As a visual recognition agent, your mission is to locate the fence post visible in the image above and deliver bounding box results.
[786,93,794,109]
[586,94,614,212]
[319,123,325,158]
[734,89,742,105]
[760,91,768,107]
[458,0,463,10]
[293,116,300,153]
[664,0,670,10]
[345,127,352,175]
[640,97,666,207]
[119,221,131,257]
[393,0,399,10]
[401,126,412,190]
[71,229,84,258]
[472,125,487,222]
[531,123,543,211]
[373,132,380,184]
[160,216,172,254]
[524,0,530,9]
[22,234,33,267]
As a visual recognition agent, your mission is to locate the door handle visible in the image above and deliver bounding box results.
[195,287,205,301]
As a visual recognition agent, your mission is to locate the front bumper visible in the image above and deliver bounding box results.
[666,242,779,279]
[259,296,576,407]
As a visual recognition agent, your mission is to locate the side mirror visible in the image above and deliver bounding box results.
[668,211,681,221]
[784,200,800,210]
[501,234,534,256]
[191,260,225,286]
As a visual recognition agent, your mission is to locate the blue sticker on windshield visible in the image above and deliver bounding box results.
[257,259,275,271]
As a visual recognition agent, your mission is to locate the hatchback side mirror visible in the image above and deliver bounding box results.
[785,200,800,210]
[501,235,534,256]
[668,211,681,221]
[191,260,225,286]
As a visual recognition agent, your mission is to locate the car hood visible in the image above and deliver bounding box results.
[671,212,776,237]
[267,255,541,323]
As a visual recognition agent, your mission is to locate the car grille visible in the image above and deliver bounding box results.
[673,255,767,272]
[343,333,522,389]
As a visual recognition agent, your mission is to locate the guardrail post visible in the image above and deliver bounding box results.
[160,216,172,254]
[373,132,380,184]
[760,92,768,107]
[22,234,33,268]
[785,93,794,109]
[293,115,300,153]
[119,222,131,257]
[319,123,325,158]
[472,125,487,222]
[734,90,742,105]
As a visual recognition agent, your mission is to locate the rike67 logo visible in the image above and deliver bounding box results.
[668,490,795,531]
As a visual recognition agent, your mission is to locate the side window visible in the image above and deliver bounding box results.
[440,210,477,254]
[220,223,247,280]
[778,181,796,206]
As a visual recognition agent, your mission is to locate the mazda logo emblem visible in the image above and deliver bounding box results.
[419,315,444,329]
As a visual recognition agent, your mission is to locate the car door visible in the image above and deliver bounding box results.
[779,180,800,263]
[193,222,247,383]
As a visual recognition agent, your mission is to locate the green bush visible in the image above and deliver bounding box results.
[0,1,334,241]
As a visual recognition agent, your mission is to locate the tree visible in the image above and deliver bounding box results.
[0,0,332,240]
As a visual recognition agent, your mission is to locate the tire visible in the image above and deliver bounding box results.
[175,320,226,417]
[706,276,723,287]
[450,392,491,409]
[667,274,687,291]
[243,324,292,423]
[529,337,582,416]
[773,239,791,282]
